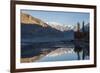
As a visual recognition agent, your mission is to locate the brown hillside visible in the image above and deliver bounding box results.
[21,12,48,27]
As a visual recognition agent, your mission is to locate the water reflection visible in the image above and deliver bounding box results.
[74,42,89,60]
[21,41,89,63]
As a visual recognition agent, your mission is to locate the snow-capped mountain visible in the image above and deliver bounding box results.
[47,22,75,31]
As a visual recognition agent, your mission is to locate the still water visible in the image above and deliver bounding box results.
[21,41,89,62]
[38,48,77,62]
[37,47,89,62]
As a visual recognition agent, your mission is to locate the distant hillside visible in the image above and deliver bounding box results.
[21,12,48,27]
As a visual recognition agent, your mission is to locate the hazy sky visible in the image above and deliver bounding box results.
[21,10,90,26]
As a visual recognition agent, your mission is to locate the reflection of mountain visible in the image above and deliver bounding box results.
[21,13,74,43]
[46,48,74,57]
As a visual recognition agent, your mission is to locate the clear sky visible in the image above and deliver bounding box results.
[21,10,90,26]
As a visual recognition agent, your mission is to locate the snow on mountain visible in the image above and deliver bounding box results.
[47,22,75,31]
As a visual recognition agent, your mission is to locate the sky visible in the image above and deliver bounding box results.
[21,10,90,26]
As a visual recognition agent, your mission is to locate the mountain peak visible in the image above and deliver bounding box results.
[21,12,48,27]
[47,22,75,31]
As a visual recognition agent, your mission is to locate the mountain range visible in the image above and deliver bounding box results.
[21,12,89,43]
[21,12,74,43]
[21,12,89,32]
[47,22,75,31]
[21,12,76,32]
